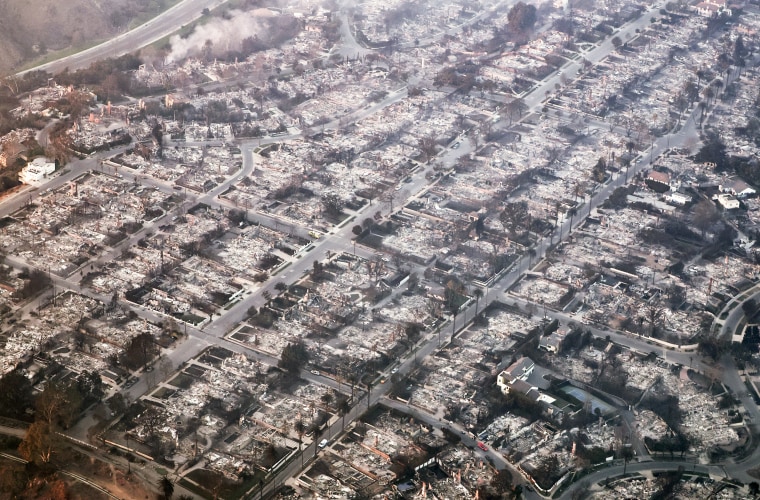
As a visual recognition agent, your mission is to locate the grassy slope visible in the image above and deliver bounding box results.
[0,0,181,75]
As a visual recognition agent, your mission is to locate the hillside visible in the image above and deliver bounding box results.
[0,0,175,75]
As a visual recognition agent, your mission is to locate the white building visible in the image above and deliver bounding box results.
[694,0,732,17]
[720,177,756,198]
[715,193,740,210]
[667,190,692,206]
[497,357,535,394]
[19,157,55,184]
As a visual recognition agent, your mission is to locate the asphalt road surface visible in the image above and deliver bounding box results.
[19,0,230,76]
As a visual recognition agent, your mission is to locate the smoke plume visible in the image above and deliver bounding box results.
[165,9,275,64]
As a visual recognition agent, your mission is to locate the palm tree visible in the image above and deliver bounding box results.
[573,181,585,205]
[159,475,174,500]
[591,180,601,216]
[472,288,483,316]
[695,68,706,90]
[338,398,351,430]
[567,207,577,233]
[295,418,306,466]
[749,481,759,497]
[347,371,359,400]
[698,101,708,126]
[311,423,323,458]
[321,391,334,410]
[702,86,714,106]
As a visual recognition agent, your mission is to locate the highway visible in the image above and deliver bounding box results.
[18,0,230,76]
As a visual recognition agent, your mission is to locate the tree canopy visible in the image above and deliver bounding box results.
[0,370,34,420]
[507,2,537,33]
[279,341,310,373]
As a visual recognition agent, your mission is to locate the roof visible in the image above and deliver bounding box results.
[647,170,670,185]
[510,379,536,395]
[505,357,535,379]
[722,177,755,195]
[539,332,564,350]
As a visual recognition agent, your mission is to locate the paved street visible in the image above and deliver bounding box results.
[3,0,760,498]
[19,0,230,76]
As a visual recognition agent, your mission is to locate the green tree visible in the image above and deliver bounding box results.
[321,193,344,217]
[500,201,529,237]
[683,79,699,105]
[0,370,33,419]
[472,288,483,316]
[694,131,728,170]
[321,391,334,410]
[533,454,560,489]
[123,331,158,370]
[743,299,759,319]
[698,337,726,362]
[504,98,528,124]
[404,322,423,345]
[279,341,309,374]
[76,370,104,407]
[295,418,306,465]
[311,422,323,458]
[338,397,351,430]
[159,475,174,500]
[507,2,537,33]
[749,481,759,497]
[592,157,607,183]
[692,199,719,239]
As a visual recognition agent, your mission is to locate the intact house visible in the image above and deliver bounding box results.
[497,357,570,421]
[694,0,732,17]
[646,170,671,190]
[19,157,55,184]
[497,357,535,394]
[715,193,740,210]
[667,188,692,206]
[719,177,756,199]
